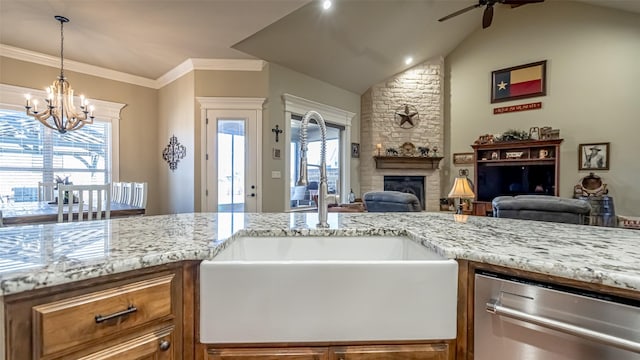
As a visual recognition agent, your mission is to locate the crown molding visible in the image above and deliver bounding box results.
[155,59,265,88]
[0,44,157,88]
[1,44,266,90]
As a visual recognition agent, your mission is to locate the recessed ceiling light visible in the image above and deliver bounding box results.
[405,57,413,65]
[322,0,332,10]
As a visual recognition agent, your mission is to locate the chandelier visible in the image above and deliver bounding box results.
[24,15,94,134]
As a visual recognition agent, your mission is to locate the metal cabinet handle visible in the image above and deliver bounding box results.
[94,305,137,323]
[159,340,171,351]
[486,299,640,353]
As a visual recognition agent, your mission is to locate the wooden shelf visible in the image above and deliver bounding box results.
[471,139,564,216]
[478,158,556,167]
[374,156,443,170]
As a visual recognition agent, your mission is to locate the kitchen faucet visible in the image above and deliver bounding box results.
[296,110,329,228]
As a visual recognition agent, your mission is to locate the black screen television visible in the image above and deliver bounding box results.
[476,164,555,202]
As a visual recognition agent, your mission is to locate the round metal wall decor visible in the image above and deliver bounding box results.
[162,135,187,171]
[394,104,419,129]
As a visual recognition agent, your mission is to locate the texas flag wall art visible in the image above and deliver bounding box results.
[491,60,547,103]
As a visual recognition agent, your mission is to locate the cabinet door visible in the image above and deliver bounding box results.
[329,344,451,360]
[207,347,329,360]
[75,325,174,360]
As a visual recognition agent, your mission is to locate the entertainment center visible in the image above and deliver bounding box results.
[471,139,563,216]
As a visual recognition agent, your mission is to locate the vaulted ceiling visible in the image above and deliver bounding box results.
[1,0,639,94]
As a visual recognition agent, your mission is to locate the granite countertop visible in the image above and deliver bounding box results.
[0,212,639,296]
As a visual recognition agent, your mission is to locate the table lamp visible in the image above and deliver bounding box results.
[448,169,475,214]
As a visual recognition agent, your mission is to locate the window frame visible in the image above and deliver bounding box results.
[282,93,355,211]
[0,83,126,185]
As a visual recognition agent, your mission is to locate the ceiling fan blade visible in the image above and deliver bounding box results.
[482,4,494,29]
[438,3,482,22]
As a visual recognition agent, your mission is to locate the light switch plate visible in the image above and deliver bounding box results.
[271,171,281,179]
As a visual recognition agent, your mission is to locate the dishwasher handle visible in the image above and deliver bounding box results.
[486,299,640,354]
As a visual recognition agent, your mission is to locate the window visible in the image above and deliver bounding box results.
[289,116,343,209]
[282,94,355,211]
[0,84,124,203]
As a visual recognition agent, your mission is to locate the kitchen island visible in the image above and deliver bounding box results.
[1,212,639,359]
[1,212,638,295]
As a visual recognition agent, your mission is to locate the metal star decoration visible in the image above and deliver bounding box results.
[395,104,419,129]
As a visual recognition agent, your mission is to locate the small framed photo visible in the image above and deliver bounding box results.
[272,148,281,160]
[351,143,360,158]
[453,152,474,165]
[579,142,609,170]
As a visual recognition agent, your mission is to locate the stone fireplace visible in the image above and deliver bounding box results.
[360,58,444,211]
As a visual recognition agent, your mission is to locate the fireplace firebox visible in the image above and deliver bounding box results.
[383,176,425,210]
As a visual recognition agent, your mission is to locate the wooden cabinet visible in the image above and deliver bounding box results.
[3,263,189,360]
[470,139,563,216]
[205,343,453,360]
[32,275,174,357]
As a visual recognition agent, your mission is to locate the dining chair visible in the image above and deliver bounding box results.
[120,182,133,205]
[57,184,111,222]
[111,182,123,203]
[130,182,148,208]
[38,182,57,202]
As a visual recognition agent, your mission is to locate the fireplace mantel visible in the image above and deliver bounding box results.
[374,156,443,170]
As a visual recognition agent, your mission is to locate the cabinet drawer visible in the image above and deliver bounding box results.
[208,347,329,360]
[330,344,451,360]
[77,325,174,360]
[32,274,174,358]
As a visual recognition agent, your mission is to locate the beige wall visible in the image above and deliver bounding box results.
[445,1,640,216]
[158,72,195,214]
[265,63,361,212]
[0,57,161,215]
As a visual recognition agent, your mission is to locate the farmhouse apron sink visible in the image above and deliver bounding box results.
[200,235,458,343]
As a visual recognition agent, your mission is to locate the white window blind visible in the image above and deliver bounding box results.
[0,109,111,202]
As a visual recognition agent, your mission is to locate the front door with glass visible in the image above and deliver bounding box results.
[206,109,259,212]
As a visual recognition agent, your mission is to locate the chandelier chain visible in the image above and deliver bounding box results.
[59,17,64,79]
[24,15,95,134]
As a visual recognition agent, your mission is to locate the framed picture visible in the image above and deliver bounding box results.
[453,152,474,165]
[579,142,610,171]
[491,60,547,103]
[351,143,360,158]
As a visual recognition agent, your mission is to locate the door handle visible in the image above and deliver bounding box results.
[248,193,256,197]
[486,299,640,353]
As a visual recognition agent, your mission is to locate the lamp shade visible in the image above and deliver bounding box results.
[448,177,476,199]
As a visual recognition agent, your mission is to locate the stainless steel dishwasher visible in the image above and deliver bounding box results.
[475,271,640,359]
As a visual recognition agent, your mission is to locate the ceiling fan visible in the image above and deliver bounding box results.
[438,0,544,29]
